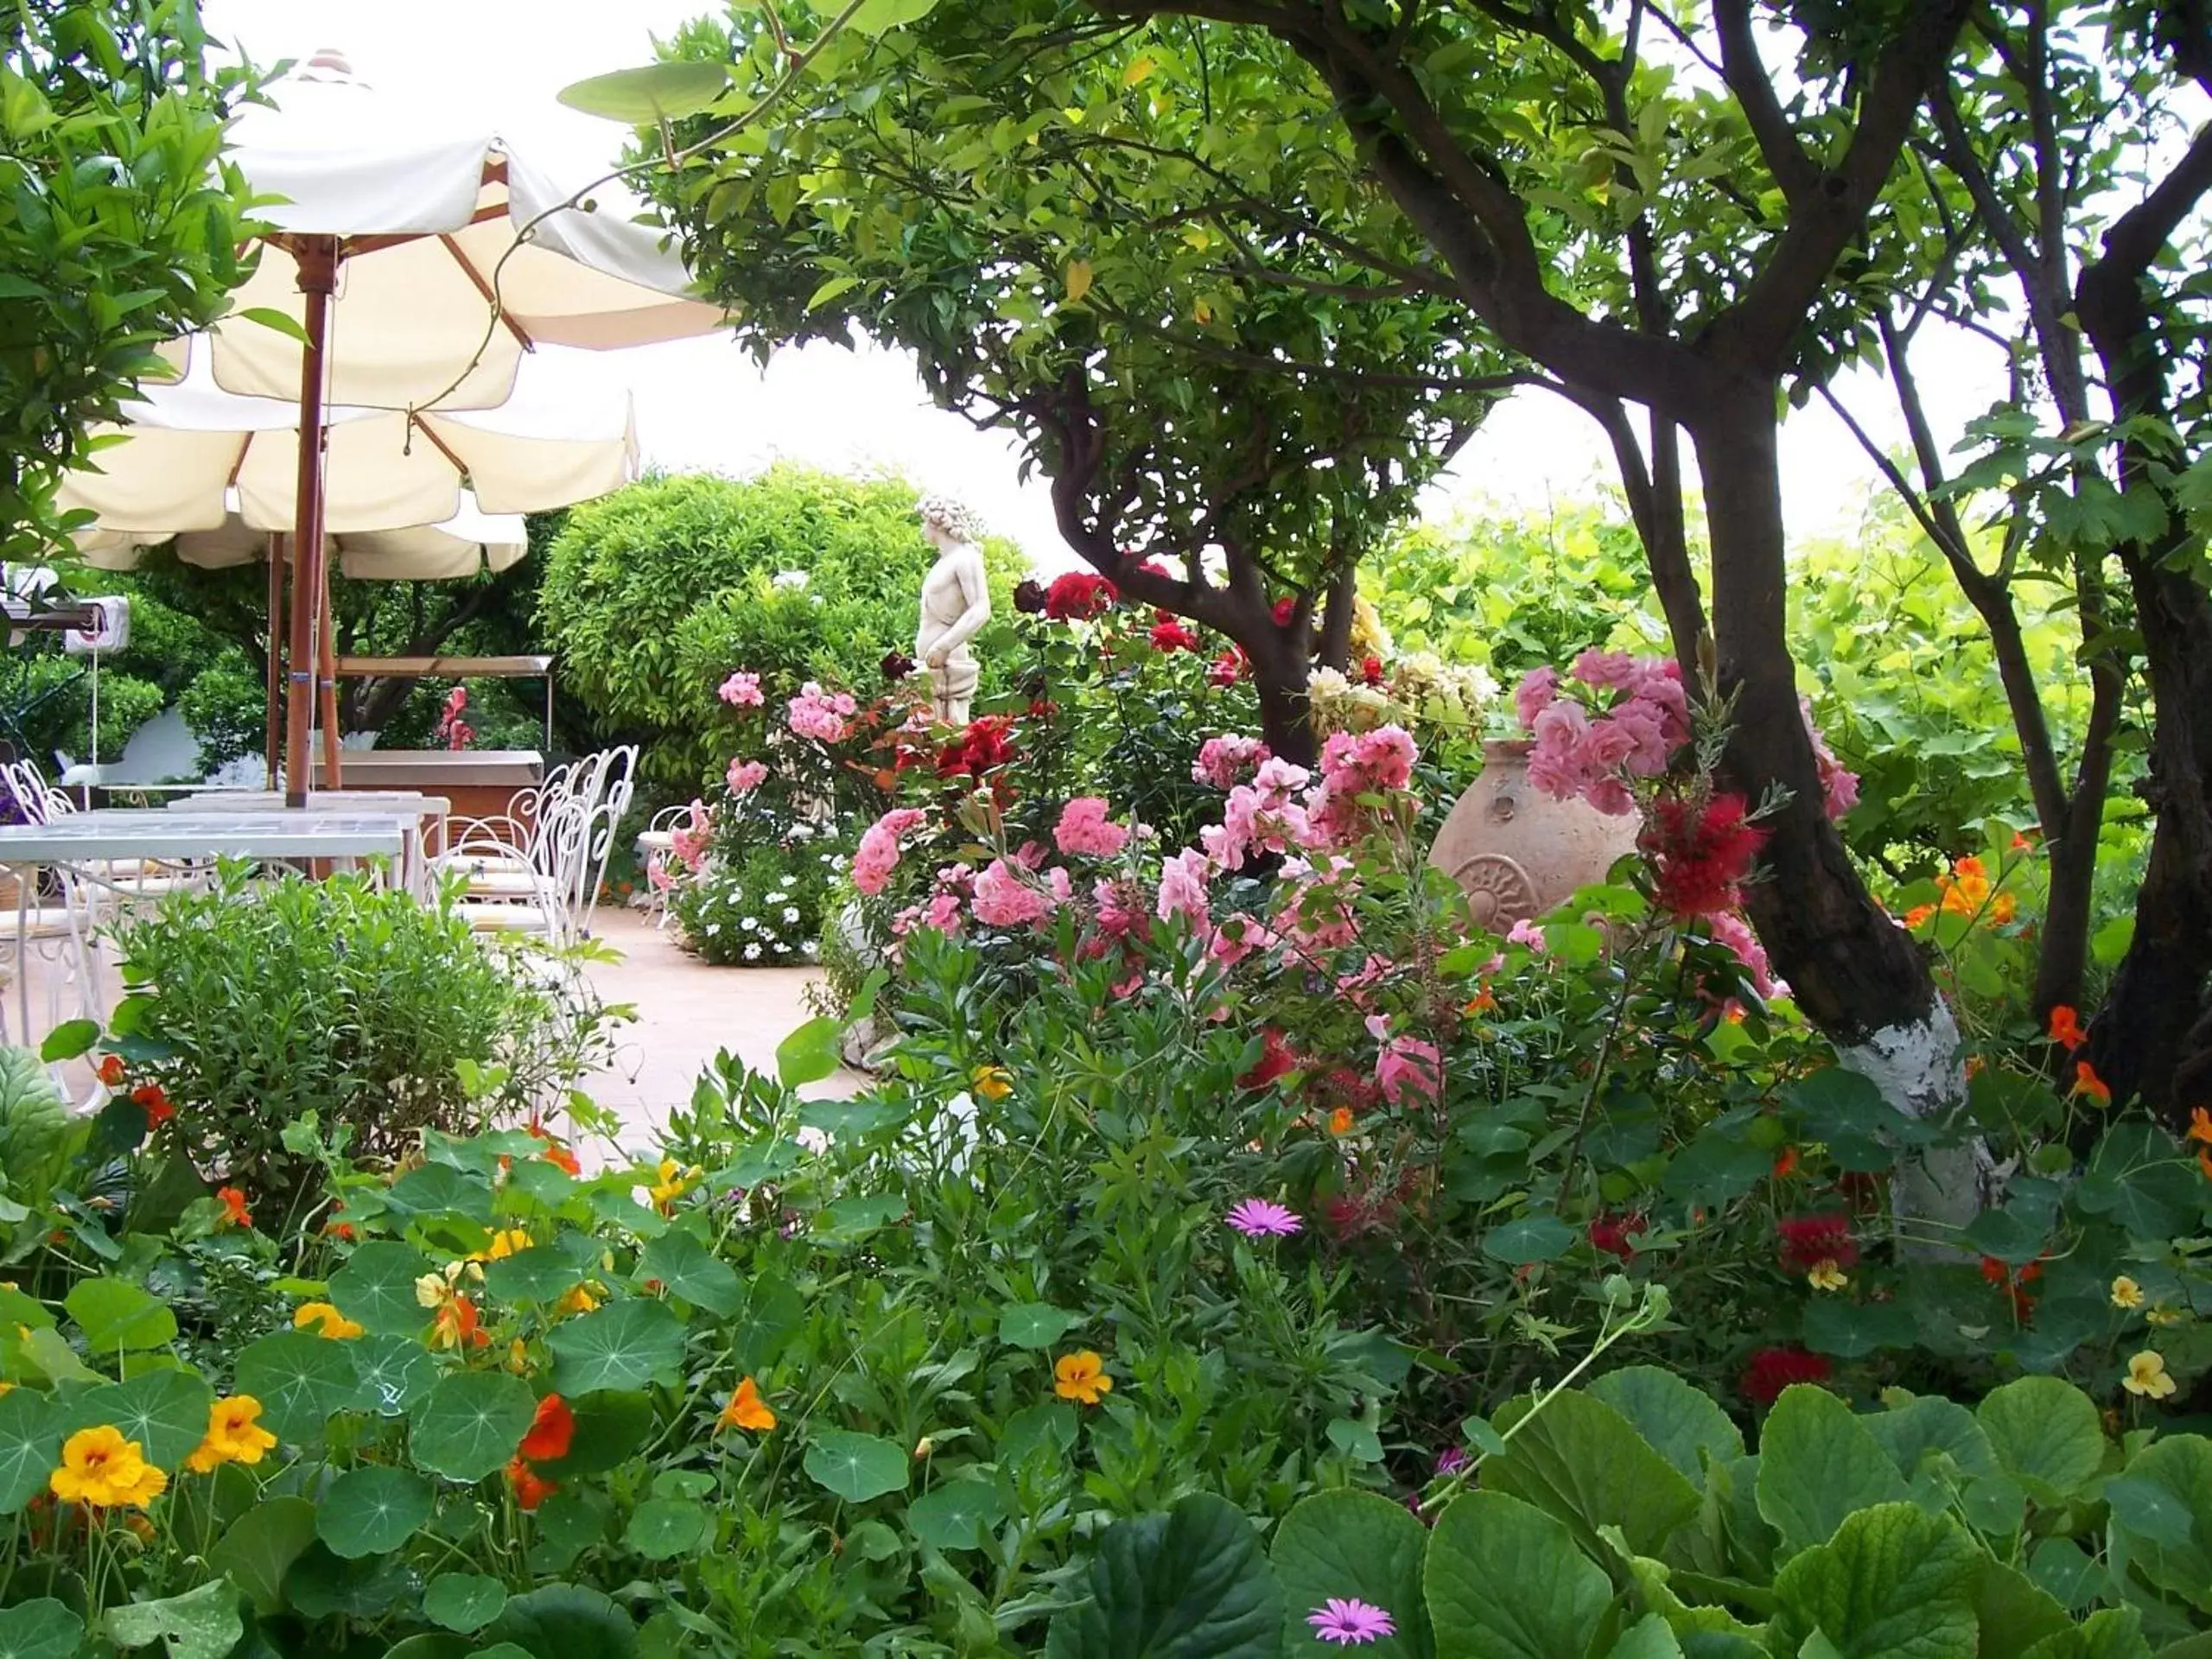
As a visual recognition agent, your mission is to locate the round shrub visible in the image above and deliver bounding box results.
[674,830,842,966]
[537,466,1025,794]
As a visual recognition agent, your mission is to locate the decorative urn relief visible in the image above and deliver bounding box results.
[1428,741,1642,931]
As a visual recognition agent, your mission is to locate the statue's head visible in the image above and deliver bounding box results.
[917,493,983,545]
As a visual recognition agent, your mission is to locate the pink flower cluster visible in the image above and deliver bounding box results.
[974,857,1062,928]
[1366,1014,1442,1105]
[727,757,768,794]
[855,807,931,896]
[1517,652,1692,815]
[1193,734,1270,790]
[1054,797,1130,859]
[787,682,858,743]
[1201,757,1312,871]
[1802,696,1859,821]
[1306,727,1416,844]
[719,671,764,708]
[670,801,711,872]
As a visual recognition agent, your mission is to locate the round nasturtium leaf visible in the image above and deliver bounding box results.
[624,1497,710,1560]
[233,1331,359,1446]
[803,1429,908,1503]
[423,1571,508,1634]
[327,1242,433,1337]
[906,1478,1006,1552]
[410,1370,536,1484]
[0,1596,82,1659]
[316,1465,432,1559]
[996,1303,1082,1351]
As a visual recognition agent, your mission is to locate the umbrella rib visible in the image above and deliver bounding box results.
[406,411,472,478]
[439,232,536,354]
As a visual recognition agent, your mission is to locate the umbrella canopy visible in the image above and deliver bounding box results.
[73,496,528,582]
[211,49,719,410]
[55,348,636,535]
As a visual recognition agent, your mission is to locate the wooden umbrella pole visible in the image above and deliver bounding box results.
[317,577,342,790]
[283,236,339,807]
[264,533,286,791]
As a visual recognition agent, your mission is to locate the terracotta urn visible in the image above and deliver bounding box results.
[1428,741,1643,931]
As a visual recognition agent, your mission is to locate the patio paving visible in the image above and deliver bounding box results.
[577,907,868,1154]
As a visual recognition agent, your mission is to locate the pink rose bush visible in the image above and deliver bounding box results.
[719,670,764,708]
[1054,798,1130,859]
[788,682,859,743]
[854,807,931,897]
[1194,734,1270,790]
[727,758,769,794]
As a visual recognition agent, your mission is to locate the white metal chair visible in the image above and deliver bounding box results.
[637,802,697,932]
[0,761,205,901]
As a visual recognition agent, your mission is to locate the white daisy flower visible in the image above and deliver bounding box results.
[783,906,801,923]
[741,917,759,932]
[744,943,762,960]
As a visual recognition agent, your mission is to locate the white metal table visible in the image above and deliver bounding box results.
[164,791,450,881]
[0,810,411,1044]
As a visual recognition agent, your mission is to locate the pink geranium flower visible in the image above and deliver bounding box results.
[719,671,764,708]
[1054,797,1129,859]
[854,807,931,896]
[726,758,768,794]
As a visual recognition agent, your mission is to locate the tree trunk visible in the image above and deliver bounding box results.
[1249,632,1315,768]
[1693,394,1981,1227]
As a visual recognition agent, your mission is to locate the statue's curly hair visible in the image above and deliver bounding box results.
[916,493,984,543]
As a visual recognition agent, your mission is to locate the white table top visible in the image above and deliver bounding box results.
[0,809,409,863]
[164,791,451,816]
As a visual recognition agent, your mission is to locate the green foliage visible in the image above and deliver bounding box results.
[109,868,563,1206]
[0,1046,75,1259]
[673,832,839,966]
[0,1,257,564]
[538,467,1021,793]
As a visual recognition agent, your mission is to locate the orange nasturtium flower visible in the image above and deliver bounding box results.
[1902,905,1936,930]
[183,1396,276,1474]
[2048,1006,2087,1051]
[94,1054,126,1089]
[971,1066,1014,1101]
[2188,1107,2212,1147]
[719,1376,776,1434]
[505,1456,559,1510]
[52,1425,166,1509]
[1053,1351,1113,1407]
[2071,1062,2113,1109]
[292,1301,364,1340]
[1328,1107,1356,1136]
[1937,855,1993,917]
[1771,1146,1801,1179]
[429,1294,489,1351]
[518,1394,575,1463]
[216,1186,251,1229]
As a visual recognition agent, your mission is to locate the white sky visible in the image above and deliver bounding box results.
[204,0,2008,573]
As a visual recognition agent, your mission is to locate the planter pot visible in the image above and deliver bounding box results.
[1427,740,1642,931]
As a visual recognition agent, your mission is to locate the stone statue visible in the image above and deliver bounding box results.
[915,494,990,726]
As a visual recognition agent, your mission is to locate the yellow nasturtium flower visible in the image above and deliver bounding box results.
[2112,1276,2146,1311]
[183,1396,278,1474]
[53,1425,166,1508]
[293,1301,364,1339]
[2125,1351,2178,1400]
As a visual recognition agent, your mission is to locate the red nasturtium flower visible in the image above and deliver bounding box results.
[505,1457,558,1510]
[2072,1061,2113,1108]
[130,1084,172,1128]
[1771,1146,1801,1179]
[1741,1346,1830,1406]
[216,1186,251,1229]
[1639,793,1768,918]
[1981,1255,2044,1319]
[2047,1006,2087,1052]
[95,1054,126,1089]
[518,1393,575,1463]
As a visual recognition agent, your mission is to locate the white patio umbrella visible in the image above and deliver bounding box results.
[200,48,721,801]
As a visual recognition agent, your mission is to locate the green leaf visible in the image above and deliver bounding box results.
[806,275,861,312]
[727,1273,805,1374]
[1482,1212,1575,1265]
[38,1019,98,1062]
[316,1465,432,1557]
[2105,1435,2212,1610]
[849,0,941,36]
[483,1583,639,1659]
[774,1015,842,1087]
[1272,1489,1432,1657]
[327,1241,433,1336]
[410,1370,535,1483]
[1976,1376,2106,1504]
[207,1496,317,1617]
[1799,1297,1921,1360]
[0,1599,81,1659]
[1586,1366,1743,1484]
[425,1572,508,1634]
[540,1389,654,1479]
[804,1428,908,1503]
[1754,1385,1909,1554]
[1859,1394,1998,1484]
[1425,1491,1611,1659]
[1769,1503,1979,1659]
[1046,1492,1281,1659]
[1972,1559,2073,1659]
[103,1580,243,1659]
[231,305,314,346]
[350,1332,439,1415]
[234,1330,357,1445]
[2020,1608,2153,1659]
[908,1476,1007,1552]
[547,1299,686,1395]
[626,1497,710,1559]
[1000,1303,1084,1351]
[1605,1614,1684,1659]
[556,61,729,124]
[63,1369,214,1470]
[1485,1389,1702,1558]
[1000,1402,1077,1465]
[639,1229,742,1316]
[0,1388,61,1515]
[66,1275,176,1351]
[486,1243,594,1306]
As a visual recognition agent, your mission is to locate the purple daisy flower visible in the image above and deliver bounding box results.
[1308,1598,1395,1645]
[1225,1198,1302,1238]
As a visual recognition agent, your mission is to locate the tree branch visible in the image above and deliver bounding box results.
[1712,0,1819,206]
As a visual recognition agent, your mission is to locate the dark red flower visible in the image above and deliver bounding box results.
[1776,1212,1858,1274]
[96,1054,126,1089]
[1360,655,1385,687]
[1740,1346,1831,1405]
[1640,792,1768,918]
[1238,1027,1298,1090]
[1149,616,1201,653]
[1043,572,1117,621]
[1207,648,1247,687]
[937,715,1018,777]
[881,651,917,682]
[1588,1213,1643,1261]
[1014,579,1048,615]
[130,1083,173,1128]
[1271,595,1297,627]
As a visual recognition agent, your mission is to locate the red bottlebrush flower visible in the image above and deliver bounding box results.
[1149,616,1201,653]
[505,1457,558,1510]
[1588,1213,1642,1261]
[1639,792,1768,918]
[519,1393,575,1463]
[1207,648,1248,687]
[130,1083,173,1128]
[95,1054,126,1089]
[1043,572,1116,621]
[1238,1027,1298,1090]
[1360,655,1385,687]
[1271,595,1297,627]
[1741,1346,1832,1405]
[1775,1213,1858,1274]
